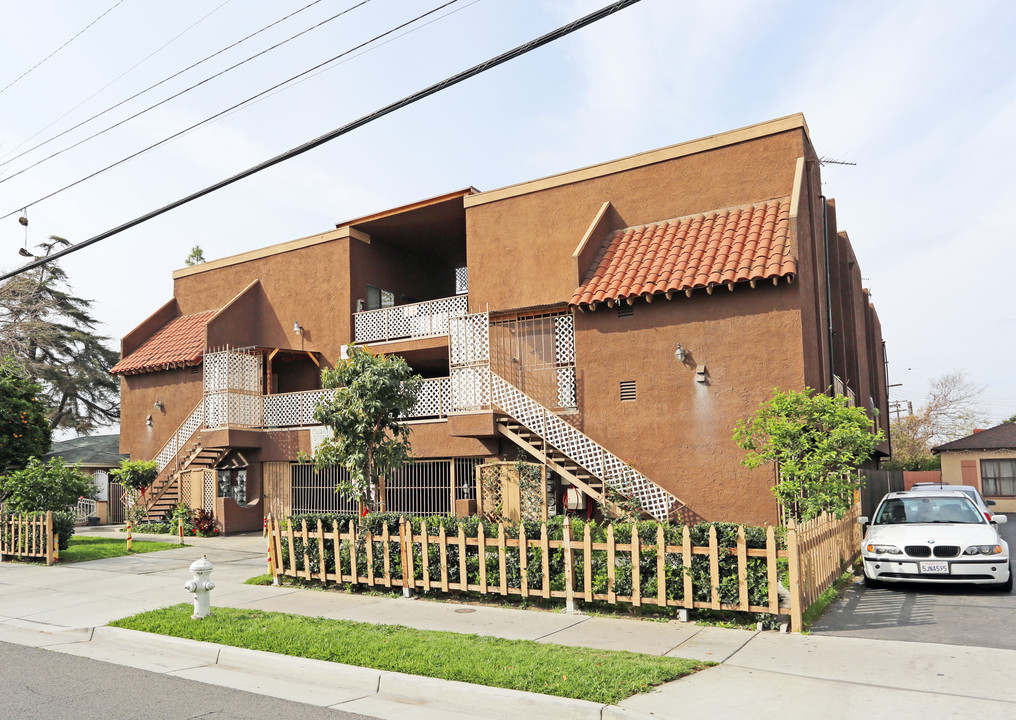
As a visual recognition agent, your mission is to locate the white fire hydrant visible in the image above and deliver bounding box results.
[184,555,215,619]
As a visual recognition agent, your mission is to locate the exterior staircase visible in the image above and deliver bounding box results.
[140,442,226,522]
[488,373,685,521]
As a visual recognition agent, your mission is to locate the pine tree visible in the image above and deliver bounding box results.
[0,237,119,432]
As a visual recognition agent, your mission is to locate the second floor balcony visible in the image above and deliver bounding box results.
[354,294,468,344]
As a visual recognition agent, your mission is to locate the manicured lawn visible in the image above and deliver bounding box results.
[111,604,710,704]
[59,536,184,563]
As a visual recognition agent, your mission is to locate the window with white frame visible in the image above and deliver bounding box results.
[981,459,1016,497]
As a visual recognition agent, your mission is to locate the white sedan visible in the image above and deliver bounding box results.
[858,489,1012,591]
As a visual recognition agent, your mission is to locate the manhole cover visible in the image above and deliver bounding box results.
[454,608,476,614]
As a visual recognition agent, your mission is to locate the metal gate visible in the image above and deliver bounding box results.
[489,311,576,410]
[108,481,126,524]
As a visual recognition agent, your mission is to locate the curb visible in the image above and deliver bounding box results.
[377,670,606,720]
[6,623,628,720]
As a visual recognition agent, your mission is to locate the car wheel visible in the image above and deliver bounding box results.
[863,572,882,590]
[996,563,1013,593]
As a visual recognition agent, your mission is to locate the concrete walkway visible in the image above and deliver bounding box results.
[2,529,1015,719]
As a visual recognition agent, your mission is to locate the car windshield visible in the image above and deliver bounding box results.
[874,496,985,525]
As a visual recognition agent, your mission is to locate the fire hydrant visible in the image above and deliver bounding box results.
[184,555,215,619]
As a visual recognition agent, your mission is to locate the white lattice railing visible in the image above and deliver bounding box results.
[155,402,206,474]
[262,389,334,428]
[354,295,468,344]
[489,372,679,522]
[409,377,450,418]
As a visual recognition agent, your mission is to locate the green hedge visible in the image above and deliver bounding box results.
[279,513,787,609]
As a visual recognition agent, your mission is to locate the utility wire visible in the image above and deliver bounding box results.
[0,0,458,214]
[1,0,643,282]
[0,0,235,166]
[0,0,373,184]
[0,0,128,97]
[214,0,481,124]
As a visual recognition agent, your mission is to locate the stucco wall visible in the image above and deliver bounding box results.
[466,129,807,312]
[119,367,203,459]
[173,238,354,367]
[569,282,804,525]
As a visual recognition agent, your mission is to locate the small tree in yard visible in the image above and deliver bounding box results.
[111,459,158,523]
[312,345,421,511]
[734,388,883,522]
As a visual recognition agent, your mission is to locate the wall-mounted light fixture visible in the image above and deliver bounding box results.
[153,400,165,411]
[675,344,686,363]
[146,414,153,427]
[293,322,304,335]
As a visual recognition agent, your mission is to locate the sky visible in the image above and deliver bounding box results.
[1,0,1014,437]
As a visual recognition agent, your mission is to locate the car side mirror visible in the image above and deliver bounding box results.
[857,516,869,526]
[991,515,1007,525]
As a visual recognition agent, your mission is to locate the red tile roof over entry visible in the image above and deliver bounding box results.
[570,199,796,308]
[110,311,215,375]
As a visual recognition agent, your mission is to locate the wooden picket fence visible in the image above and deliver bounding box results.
[267,506,861,631]
[1,511,58,565]
[785,504,863,629]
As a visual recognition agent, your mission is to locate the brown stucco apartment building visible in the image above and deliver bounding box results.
[111,114,889,531]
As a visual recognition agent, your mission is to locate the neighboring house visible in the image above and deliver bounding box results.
[43,434,128,524]
[111,113,889,531]
[933,424,1016,513]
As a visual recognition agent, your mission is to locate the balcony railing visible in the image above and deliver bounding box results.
[353,295,468,344]
[204,378,451,430]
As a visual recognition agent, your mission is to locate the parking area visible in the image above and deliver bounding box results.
[811,518,1016,649]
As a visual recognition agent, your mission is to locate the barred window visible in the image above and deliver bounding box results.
[981,459,1016,497]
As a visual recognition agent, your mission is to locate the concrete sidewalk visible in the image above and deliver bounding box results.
[3,530,1015,718]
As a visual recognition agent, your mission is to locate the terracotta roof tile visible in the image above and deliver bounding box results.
[110,311,216,375]
[571,199,795,307]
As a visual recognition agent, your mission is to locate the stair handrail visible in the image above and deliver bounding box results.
[489,372,684,522]
[154,400,206,474]
[141,400,207,517]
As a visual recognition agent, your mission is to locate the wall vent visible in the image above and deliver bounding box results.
[617,304,633,318]
[620,380,637,402]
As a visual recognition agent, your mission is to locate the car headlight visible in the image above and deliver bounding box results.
[963,545,1003,555]
[866,544,902,555]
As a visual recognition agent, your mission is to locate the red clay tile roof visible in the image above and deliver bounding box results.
[570,199,796,308]
[110,311,215,375]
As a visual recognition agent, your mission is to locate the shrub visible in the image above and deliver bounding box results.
[0,457,94,513]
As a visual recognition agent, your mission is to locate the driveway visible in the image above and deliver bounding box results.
[811,517,1016,648]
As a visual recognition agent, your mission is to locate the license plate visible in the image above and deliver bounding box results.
[920,561,949,574]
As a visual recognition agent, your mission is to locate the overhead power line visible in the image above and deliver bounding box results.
[0,0,236,166]
[0,0,128,97]
[0,0,372,183]
[0,0,463,217]
[0,0,643,283]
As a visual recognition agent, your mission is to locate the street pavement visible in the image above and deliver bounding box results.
[1,526,1014,719]
[2,639,372,720]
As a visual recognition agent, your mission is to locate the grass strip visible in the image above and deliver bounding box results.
[60,536,183,563]
[111,604,710,704]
